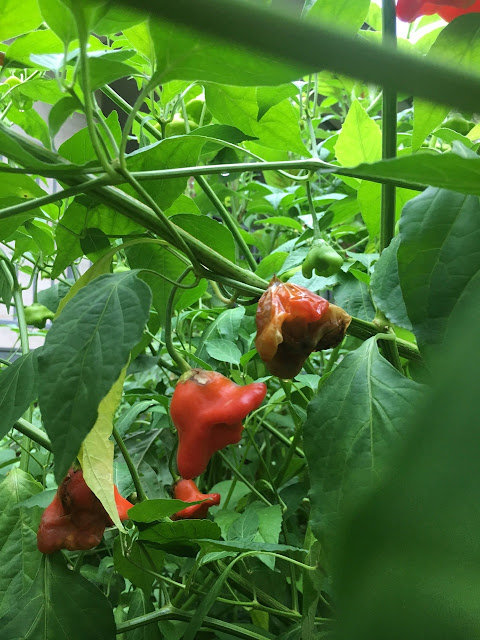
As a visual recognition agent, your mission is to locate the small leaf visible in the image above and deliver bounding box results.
[335,100,381,167]
[0,352,38,440]
[205,339,242,365]
[38,272,152,482]
[139,520,221,557]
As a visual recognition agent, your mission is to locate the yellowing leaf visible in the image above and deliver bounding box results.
[78,366,127,530]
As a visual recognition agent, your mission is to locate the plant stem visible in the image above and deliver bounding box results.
[112,426,148,502]
[164,268,193,374]
[116,606,271,639]
[13,418,52,452]
[218,450,272,506]
[348,316,421,362]
[306,180,321,240]
[196,175,257,271]
[0,176,111,221]
[380,0,397,252]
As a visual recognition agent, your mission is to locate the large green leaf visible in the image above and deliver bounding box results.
[335,100,381,167]
[335,301,480,640]
[303,338,424,542]
[114,538,164,595]
[173,214,236,262]
[0,469,43,617]
[333,272,375,321]
[0,352,38,440]
[127,589,163,640]
[0,0,42,40]
[149,17,307,86]
[397,187,480,352]
[205,85,258,136]
[304,0,370,32]
[38,272,152,482]
[0,553,116,639]
[336,147,480,196]
[139,519,221,557]
[38,0,76,45]
[357,181,418,242]
[124,137,206,210]
[371,236,412,331]
[413,15,480,150]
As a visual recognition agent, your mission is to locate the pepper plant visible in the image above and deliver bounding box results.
[1,0,480,638]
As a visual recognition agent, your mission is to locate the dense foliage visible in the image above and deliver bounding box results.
[1,1,480,639]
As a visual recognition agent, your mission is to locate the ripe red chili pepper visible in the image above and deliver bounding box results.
[396,0,480,21]
[255,276,351,379]
[171,369,267,479]
[37,468,133,554]
[171,479,221,520]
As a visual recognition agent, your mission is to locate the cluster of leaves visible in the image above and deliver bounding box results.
[1,1,480,639]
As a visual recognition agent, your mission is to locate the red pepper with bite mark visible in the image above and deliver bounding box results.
[170,369,267,479]
[255,276,351,379]
[171,479,221,520]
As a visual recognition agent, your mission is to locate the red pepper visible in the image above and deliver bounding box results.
[255,276,351,379]
[171,479,221,520]
[37,469,134,554]
[396,0,480,21]
[171,369,267,479]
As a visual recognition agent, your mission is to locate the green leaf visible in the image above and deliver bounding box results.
[38,272,152,482]
[149,18,307,86]
[38,0,76,45]
[24,220,55,256]
[397,187,480,352]
[303,338,424,542]
[51,201,85,279]
[0,352,38,440]
[0,469,43,616]
[357,181,418,241]
[80,227,111,257]
[254,99,308,155]
[198,538,298,554]
[113,538,164,595]
[205,339,242,365]
[0,0,43,40]
[173,213,236,262]
[78,367,127,530]
[129,499,208,523]
[139,519,221,557]
[304,0,370,32]
[335,100,382,167]
[335,302,480,640]
[253,216,303,232]
[371,236,412,331]
[59,111,121,164]
[8,105,51,149]
[124,137,206,210]
[125,243,187,325]
[0,553,116,639]
[48,97,81,140]
[10,79,65,105]
[38,282,72,314]
[93,6,145,35]
[89,55,138,91]
[256,252,288,280]
[413,15,480,149]
[205,85,258,136]
[216,307,246,341]
[334,272,375,321]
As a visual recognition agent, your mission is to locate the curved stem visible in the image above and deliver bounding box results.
[13,418,52,452]
[112,426,148,502]
[306,180,321,240]
[164,268,194,374]
[119,83,152,166]
[196,175,257,271]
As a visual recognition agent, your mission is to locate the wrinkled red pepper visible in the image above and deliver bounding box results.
[37,468,133,554]
[255,276,351,379]
[171,479,221,520]
[396,0,480,21]
[170,369,267,479]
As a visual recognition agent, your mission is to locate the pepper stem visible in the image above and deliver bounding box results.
[164,268,194,374]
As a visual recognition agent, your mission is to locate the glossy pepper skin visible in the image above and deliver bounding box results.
[255,276,352,379]
[171,369,267,479]
[396,0,480,21]
[302,239,344,279]
[171,479,221,520]
[37,469,133,554]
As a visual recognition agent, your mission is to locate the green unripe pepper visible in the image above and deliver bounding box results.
[24,303,55,329]
[302,239,343,278]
